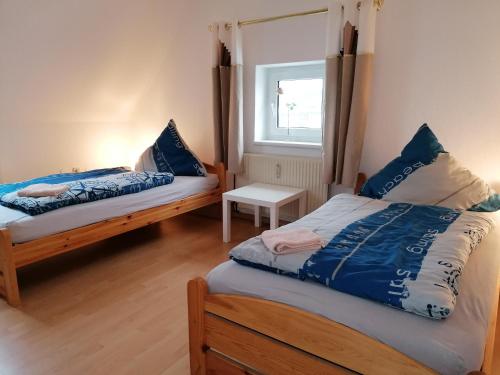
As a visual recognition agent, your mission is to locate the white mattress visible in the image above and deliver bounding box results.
[0,174,219,244]
[207,211,500,375]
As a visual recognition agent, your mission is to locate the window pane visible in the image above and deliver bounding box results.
[277,78,323,129]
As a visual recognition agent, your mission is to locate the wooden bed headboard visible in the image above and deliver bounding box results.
[354,172,367,195]
[203,162,226,192]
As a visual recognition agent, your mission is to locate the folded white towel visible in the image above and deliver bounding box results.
[261,228,325,255]
[17,183,70,198]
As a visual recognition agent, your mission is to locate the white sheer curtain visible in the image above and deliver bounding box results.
[211,21,244,175]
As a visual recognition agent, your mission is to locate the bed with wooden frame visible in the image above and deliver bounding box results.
[0,162,225,307]
[187,174,499,375]
[187,277,498,375]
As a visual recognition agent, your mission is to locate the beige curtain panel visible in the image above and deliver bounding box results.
[211,22,244,174]
[322,0,377,187]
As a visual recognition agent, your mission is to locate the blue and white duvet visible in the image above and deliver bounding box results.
[0,167,130,199]
[229,194,494,319]
[0,171,174,216]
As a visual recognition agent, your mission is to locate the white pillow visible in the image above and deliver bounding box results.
[382,153,493,209]
[360,124,498,211]
[135,147,157,172]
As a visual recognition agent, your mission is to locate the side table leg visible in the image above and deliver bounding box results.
[254,205,261,227]
[270,206,279,230]
[298,192,307,218]
[223,198,231,243]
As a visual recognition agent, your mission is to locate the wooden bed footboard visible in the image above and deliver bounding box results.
[187,277,497,375]
[0,163,225,306]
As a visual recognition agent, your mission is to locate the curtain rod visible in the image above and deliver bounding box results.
[209,0,383,31]
[237,7,328,28]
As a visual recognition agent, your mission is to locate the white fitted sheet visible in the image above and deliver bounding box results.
[0,174,219,244]
[207,211,500,375]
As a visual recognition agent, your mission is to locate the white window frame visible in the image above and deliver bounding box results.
[263,61,324,144]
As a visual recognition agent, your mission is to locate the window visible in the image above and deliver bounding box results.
[255,61,325,145]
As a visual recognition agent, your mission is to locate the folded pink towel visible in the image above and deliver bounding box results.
[17,183,70,198]
[261,228,325,255]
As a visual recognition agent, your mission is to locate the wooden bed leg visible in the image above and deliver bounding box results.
[188,277,208,375]
[0,229,21,307]
[215,162,226,193]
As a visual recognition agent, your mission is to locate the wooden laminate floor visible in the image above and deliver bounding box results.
[0,213,498,374]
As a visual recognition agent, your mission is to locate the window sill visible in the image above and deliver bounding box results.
[254,140,322,150]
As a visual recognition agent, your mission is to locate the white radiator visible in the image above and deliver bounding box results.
[236,153,328,221]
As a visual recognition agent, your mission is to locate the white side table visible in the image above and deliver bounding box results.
[222,183,307,243]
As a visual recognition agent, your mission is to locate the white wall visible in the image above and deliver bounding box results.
[1,0,499,188]
[0,0,191,182]
[363,0,500,188]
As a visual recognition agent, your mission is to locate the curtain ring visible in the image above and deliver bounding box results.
[374,0,384,11]
[357,0,384,11]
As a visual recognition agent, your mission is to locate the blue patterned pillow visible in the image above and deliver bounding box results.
[360,124,499,211]
[360,125,444,199]
[136,119,207,176]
